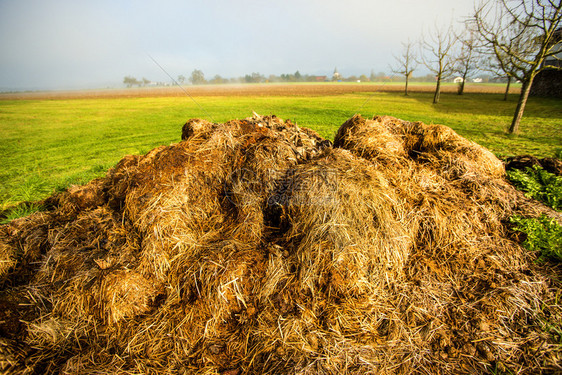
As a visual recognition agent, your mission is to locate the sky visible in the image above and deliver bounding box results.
[0,0,477,91]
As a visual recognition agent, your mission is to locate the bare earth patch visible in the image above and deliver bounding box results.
[0,83,519,100]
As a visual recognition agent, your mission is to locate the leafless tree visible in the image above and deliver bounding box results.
[472,0,562,134]
[481,53,515,100]
[455,26,479,95]
[420,24,458,104]
[391,40,418,96]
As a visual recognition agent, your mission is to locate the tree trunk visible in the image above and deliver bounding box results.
[458,72,467,95]
[508,76,534,135]
[503,76,511,101]
[433,78,441,104]
[405,74,409,96]
[458,80,466,95]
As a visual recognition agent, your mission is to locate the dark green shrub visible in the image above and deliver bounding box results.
[507,165,562,211]
[510,214,562,262]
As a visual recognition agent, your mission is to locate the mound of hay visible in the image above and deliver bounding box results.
[1,114,560,374]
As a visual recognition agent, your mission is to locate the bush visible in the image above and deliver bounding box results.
[510,214,562,262]
[507,165,562,211]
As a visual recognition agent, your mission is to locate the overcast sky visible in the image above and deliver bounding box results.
[0,0,477,91]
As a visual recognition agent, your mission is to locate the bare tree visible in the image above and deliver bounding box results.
[481,53,515,100]
[455,26,479,95]
[472,0,562,134]
[391,40,418,96]
[420,24,458,103]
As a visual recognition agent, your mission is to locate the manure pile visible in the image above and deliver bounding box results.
[0,114,560,374]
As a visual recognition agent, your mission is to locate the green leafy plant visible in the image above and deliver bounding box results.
[507,165,562,211]
[510,214,562,262]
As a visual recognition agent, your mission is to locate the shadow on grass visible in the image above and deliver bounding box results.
[384,91,561,119]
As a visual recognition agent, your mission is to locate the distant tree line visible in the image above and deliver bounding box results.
[122,76,151,88]
[123,69,496,90]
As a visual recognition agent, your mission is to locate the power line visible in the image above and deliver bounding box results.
[147,53,215,123]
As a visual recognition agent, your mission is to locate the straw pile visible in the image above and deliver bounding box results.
[0,114,560,374]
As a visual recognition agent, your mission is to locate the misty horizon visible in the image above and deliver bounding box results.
[0,0,478,92]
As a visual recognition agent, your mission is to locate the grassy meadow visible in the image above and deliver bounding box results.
[0,88,561,211]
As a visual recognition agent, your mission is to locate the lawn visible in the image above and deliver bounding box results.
[0,89,560,209]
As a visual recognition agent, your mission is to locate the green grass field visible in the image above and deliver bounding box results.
[1,89,561,210]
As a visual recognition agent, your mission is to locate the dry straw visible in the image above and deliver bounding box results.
[0,114,560,374]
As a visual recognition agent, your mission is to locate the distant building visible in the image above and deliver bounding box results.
[530,70,562,97]
[530,27,562,98]
[472,78,483,83]
[332,68,342,81]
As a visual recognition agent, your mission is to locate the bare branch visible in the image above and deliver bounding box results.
[472,0,562,133]
[391,40,418,75]
[390,40,418,95]
[419,22,458,102]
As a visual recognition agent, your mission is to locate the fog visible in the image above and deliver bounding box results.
[0,0,476,91]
